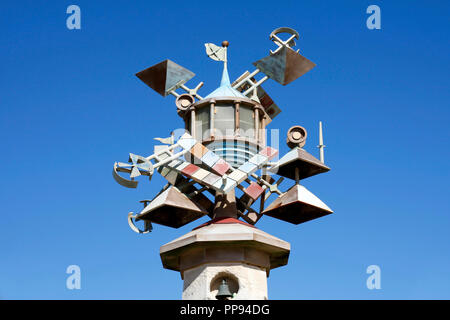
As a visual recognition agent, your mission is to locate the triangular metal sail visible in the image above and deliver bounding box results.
[253,46,316,85]
[262,184,332,225]
[135,186,208,228]
[136,60,195,96]
[270,147,329,180]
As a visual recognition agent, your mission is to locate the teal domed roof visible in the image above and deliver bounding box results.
[205,63,246,99]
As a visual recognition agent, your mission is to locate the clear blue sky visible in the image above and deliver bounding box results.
[0,0,449,299]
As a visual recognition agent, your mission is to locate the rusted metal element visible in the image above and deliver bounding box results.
[253,46,316,85]
[212,190,238,219]
[262,184,333,225]
[270,147,329,181]
[287,125,307,148]
[136,186,209,228]
[176,94,195,114]
[136,60,195,96]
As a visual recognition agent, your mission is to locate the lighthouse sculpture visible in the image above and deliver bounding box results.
[113,27,333,299]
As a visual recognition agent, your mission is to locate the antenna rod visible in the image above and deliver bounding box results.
[222,40,228,79]
[318,121,325,163]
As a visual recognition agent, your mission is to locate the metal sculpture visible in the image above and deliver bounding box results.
[113,27,333,232]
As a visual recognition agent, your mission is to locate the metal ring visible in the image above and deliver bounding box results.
[270,27,300,41]
[176,94,195,111]
[287,125,307,148]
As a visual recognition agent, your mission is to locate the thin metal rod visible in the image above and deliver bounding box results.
[243,75,269,96]
[180,83,204,100]
[169,90,180,98]
[271,34,297,54]
[187,185,208,198]
[232,69,260,90]
[318,121,325,163]
[148,149,190,170]
[250,173,282,195]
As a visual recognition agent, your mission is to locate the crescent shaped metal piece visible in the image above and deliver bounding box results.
[270,27,299,41]
[113,162,138,188]
[127,212,151,234]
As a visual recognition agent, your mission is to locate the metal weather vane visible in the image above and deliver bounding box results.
[113,27,333,234]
